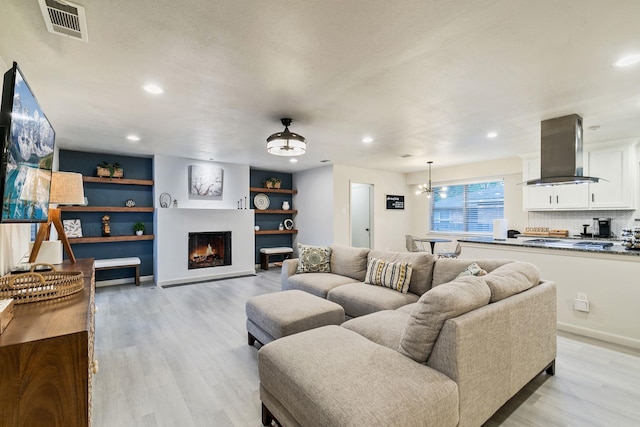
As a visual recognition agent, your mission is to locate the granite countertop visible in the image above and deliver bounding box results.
[458,236,640,257]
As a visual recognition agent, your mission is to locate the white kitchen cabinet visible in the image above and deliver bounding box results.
[522,156,589,210]
[521,140,638,211]
[588,142,637,209]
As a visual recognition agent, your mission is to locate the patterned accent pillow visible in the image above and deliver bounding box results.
[364,257,413,293]
[297,244,332,273]
[456,262,487,278]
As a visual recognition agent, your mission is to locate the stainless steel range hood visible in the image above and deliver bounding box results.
[526,114,600,186]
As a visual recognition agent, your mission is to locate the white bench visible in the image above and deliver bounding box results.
[259,247,293,271]
[94,257,141,286]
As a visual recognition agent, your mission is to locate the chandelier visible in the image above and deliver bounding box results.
[416,161,447,198]
[266,118,306,156]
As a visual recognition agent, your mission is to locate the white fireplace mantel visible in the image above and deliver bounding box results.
[154,208,255,286]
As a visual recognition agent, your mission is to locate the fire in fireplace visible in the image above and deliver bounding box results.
[188,231,232,269]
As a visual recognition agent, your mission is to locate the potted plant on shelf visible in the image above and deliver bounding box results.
[97,161,123,178]
[133,222,145,236]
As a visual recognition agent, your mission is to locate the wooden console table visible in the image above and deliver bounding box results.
[0,259,96,427]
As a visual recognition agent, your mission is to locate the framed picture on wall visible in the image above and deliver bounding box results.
[189,165,223,197]
[62,219,83,238]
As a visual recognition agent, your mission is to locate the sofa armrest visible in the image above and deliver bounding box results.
[281,258,299,290]
[427,280,556,427]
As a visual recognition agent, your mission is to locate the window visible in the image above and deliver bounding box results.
[430,180,504,233]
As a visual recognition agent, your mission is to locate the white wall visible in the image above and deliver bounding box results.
[293,166,334,251]
[406,157,526,244]
[332,165,411,252]
[153,155,249,209]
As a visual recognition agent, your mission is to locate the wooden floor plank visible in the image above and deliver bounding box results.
[92,269,640,426]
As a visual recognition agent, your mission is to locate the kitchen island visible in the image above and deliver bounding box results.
[458,237,640,349]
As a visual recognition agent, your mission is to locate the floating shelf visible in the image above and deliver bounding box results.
[60,206,154,213]
[68,235,155,244]
[83,176,154,186]
[255,230,298,235]
[249,187,298,195]
[255,209,298,214]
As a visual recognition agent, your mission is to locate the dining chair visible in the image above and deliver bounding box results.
[437,242,461,258]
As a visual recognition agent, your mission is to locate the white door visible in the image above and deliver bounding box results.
[351,183,373,248]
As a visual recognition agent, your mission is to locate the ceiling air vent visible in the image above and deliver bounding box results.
[38,0,88,42]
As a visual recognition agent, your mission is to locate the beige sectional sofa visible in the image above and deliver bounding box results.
[260,244,557,427]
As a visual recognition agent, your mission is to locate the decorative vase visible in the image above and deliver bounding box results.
[282,201,290,210]
[136,230,143,236]
[278,223,284,230]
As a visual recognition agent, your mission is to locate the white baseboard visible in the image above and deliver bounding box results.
[95,275,154,288]
[557,321,640,350]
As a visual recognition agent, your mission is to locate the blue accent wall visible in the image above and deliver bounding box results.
[59,150,154,282]
[250,169,294,264]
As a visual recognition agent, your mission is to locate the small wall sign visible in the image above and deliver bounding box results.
[386,195,404,210]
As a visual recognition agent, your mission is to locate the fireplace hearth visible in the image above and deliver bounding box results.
[188,231,232,269]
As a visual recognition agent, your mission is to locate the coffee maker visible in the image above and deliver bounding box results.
[593,217,612,238]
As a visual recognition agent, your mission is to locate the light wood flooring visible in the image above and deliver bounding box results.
[92,269,640,427]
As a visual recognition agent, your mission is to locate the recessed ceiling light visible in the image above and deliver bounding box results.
[487,132,498,138]
[362,136,373,143]
[142,84,164,94]
[588,125,600,131]
[126,135,141,142]
[319,159,331,163]
[612,54,640,67]
[289,158,298,163]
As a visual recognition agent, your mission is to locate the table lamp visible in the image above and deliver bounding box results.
[29,171,85,263]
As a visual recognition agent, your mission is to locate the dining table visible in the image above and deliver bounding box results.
[414,237,452,254]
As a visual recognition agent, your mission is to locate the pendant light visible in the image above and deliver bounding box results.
[266,118,306,156]
[416,161,447,198]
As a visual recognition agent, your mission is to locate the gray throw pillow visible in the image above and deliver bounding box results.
[483,262,540,302]
[297,244,332,273]
[398,276,491,363]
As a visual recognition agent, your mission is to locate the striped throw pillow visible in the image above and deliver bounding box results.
[364,257,413,293]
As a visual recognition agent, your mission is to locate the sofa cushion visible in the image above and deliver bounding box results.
[259,325,459,427]
[432,258,514,287]
[341,310,409,350]
[297,244,332,273]
[330,244,370,281]
[398,276,491,363]
[368,250,436,296]
[483,261,540,302]
[327,282,420,318]
[285,273,359,299]
[364,257,413,293]
[456,262,488,278]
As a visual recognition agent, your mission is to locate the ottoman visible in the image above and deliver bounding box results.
[246,290,345,346]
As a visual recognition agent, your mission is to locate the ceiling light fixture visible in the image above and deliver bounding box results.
[487,131,498,138]
[142,84,164,94]
[612,54,640,67]
[266,118,306,156]
[126,135,141,141]
[289,158,298,163]
[362,136,373,143]
[416,161,447,199]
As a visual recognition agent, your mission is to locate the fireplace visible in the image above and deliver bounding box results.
[188,231,232,269]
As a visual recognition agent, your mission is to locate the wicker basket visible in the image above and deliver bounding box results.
[96,166,124,178]
[0,264,85,304]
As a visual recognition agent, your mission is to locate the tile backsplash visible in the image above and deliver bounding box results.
[528,210,637,239]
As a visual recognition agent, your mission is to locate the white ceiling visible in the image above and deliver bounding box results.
[1,0,639,174]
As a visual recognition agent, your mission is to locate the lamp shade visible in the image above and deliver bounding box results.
[266,118,306,156]
[50,171,85,205]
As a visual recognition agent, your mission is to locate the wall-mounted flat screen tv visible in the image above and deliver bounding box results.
[0,61,55,223]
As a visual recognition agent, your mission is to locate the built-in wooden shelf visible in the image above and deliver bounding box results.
[69,235,155,244]
[249,187,298,195]
[60,206,154,213]
[83,176,154,186]
[255,230,298,235]
[255,209,298,214]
